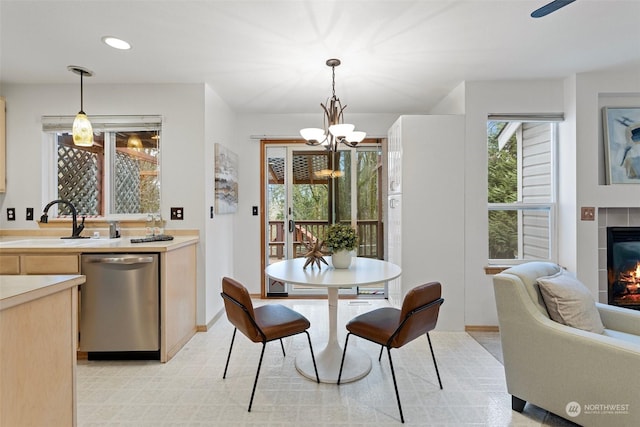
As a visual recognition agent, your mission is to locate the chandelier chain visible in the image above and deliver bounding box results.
[331,65,336,99]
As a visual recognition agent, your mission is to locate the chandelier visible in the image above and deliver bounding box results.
[300,59,366,151]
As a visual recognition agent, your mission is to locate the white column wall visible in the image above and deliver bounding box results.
[459,79,565,327]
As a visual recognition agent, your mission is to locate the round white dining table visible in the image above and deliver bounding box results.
[265,256,401,384]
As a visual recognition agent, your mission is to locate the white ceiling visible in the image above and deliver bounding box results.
[1,0,639,114]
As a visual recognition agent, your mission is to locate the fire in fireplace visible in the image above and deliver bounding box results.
[607,227,640,310]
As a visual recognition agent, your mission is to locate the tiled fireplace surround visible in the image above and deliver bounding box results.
[597,207,640,304]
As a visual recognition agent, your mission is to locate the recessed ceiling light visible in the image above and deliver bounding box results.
[102,36,131,50]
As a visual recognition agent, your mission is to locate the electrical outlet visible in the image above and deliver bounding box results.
[170,207,184,220]
[581,206,595,221]
[7,208,16,221]
[26,207,34,221]
[252,206,258,216]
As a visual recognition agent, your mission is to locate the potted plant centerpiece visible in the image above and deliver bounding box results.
[325,223,358,268]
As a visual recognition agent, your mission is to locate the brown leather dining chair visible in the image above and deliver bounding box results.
[220,277,320,411]
[337,281,444,423]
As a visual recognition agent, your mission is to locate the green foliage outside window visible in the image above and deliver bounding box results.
[488,122,518,259]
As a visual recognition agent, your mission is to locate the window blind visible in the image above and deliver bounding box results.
[42,115,162,132]
[488,113,564,122]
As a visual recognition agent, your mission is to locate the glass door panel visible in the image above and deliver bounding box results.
[264,143,383,297]
[265,146,288,295]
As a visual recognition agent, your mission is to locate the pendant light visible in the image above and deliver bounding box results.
[68,65,94,147]
[127,134,143,150]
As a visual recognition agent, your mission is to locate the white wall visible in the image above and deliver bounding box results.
[461,79,565,327]
[204,84,237,325]
[4,64,638,330]
[0,82,237,326]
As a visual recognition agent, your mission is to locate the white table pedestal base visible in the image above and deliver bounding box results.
[296,343,371,384]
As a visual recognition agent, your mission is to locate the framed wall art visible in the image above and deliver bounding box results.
[603,107,640,184]
[214,143,238,214]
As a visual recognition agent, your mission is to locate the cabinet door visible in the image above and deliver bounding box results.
[0,255,20,274]
[22,255,80,274]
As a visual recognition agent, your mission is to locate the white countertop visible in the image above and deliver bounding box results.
[0,274,85,311]
[0,235,199,253]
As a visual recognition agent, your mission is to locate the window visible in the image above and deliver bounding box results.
[487,115,561,263]
[42,115,161,218]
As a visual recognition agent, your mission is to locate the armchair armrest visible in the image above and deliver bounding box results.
[596,303,640,335]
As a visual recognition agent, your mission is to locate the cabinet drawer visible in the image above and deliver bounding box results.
[0,255,20,274]
[22,255,80,274]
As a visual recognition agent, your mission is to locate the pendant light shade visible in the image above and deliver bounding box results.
[72,112,93,147]
[127,134,143,149]
[68,65,94,147]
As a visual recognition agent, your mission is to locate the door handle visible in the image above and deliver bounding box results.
[288,220,295,233]
[87,256,155,264]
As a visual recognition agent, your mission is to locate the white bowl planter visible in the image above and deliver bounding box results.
[331,249,353,269]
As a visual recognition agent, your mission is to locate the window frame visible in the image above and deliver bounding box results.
[487,115,561,265]
[41,115,162,220]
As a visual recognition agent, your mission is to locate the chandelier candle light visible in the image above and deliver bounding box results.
[68,65,94,147]
[300,59,366,152]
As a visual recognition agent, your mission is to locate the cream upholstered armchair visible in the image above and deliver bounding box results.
[493,262,640,427]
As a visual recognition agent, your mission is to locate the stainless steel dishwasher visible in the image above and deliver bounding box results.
[80,253,160,359]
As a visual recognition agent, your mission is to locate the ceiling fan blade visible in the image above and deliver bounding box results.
[531,0,576,18]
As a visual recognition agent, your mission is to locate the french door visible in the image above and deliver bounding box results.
[262,141,383,296]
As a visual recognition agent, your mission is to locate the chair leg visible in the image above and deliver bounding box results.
[223,328,237,379]
[512,395,526,412]
[279,338,286,357]
[304,331,320,383]
[248,342,267,412]
[337,333,351,385]
[426,332,443,389]
[386,347,405,423]
[378,344,384,361]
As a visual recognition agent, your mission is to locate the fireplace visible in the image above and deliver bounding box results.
[607,227,640,310]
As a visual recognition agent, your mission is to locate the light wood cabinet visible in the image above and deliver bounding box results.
[0,255,20,274]
[22,254,80,274]
[0,238,198,363]
[0,254,80,275]
[1,276,82,427]
[161,244,197,362]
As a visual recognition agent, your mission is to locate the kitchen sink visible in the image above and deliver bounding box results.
[0,238,106,248]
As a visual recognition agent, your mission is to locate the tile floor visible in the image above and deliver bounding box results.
[77,298,575,426]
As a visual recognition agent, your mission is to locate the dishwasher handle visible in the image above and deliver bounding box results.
[86,256,155,265]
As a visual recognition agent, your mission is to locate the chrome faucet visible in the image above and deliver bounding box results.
[40,199,87,239]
